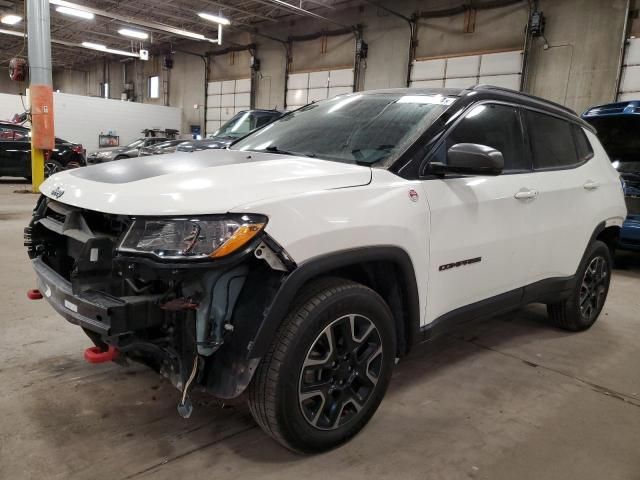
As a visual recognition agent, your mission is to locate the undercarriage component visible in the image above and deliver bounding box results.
[177,355,202,418]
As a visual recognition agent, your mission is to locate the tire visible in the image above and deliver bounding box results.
[248,277,396,453]
[547,240,612,331]
[114,155,127,161]
[44,160,64,178]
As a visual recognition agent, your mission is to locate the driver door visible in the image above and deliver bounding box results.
[421,103,537,324]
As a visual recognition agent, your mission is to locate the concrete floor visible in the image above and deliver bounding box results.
[1,179,639,480]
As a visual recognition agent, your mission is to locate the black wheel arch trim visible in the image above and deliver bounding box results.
[247,245,421,360]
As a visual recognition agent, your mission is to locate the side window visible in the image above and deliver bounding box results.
[443,103,529,172]
[0,126,27,141]
[255,114,276,129]
[524,110,579,169]
[572,125,594,162]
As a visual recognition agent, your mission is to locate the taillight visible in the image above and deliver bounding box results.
[71,144,83,154]
[44,150,51,161]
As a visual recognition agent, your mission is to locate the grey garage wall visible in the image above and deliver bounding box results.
[526,0,628,113]
[0,0,630,133]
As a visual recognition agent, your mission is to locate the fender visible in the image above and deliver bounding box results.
[247,245,421,359]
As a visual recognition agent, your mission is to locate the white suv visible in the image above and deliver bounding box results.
[26,86,626,453]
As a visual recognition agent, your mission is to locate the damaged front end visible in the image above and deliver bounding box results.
[25,196,293,416]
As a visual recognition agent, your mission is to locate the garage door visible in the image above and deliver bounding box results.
[206,78,251,135]
[410,50,523,91]
[618,38,640,102]
[286,68,354,110]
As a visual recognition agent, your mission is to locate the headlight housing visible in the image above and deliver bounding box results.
[118,215,267,260]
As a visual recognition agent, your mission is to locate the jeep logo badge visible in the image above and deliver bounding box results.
[50,187,65,199]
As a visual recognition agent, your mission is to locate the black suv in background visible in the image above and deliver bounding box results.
[178,109,283,152]
[0,121,86,179]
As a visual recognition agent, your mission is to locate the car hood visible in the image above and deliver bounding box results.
[40,149,372,215]
[90,147,123,155]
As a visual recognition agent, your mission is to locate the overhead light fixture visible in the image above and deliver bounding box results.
[81,41,139,57]
[50,0,219,43]
[0,27,22,37]
[172,29,205,40]
[82,41,106,50]
[1,14,22,25]
[118,28,148,40]
[198,12,230,25]
[56,6,95,19]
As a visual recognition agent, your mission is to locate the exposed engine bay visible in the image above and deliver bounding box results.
[25,196,292,417]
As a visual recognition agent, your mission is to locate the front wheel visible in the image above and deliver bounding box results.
[547,240,612,331]
[248,278,396,453]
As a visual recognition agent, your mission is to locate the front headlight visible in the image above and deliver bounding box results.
[118,215,267,260]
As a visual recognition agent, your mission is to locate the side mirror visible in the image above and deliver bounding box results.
[429,143,504,176]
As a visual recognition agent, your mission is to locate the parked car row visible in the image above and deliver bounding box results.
[0,120,85,180]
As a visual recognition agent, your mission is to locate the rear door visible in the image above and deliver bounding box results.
[0,125,30,177]
[422,103,536,323]
[522,110,605,281]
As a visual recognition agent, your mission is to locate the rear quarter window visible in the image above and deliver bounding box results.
[572,125,594,162]
[524,110,579,169]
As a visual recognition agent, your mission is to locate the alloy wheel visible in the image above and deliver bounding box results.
[44,162,61,177]
[298,314,383,431]
[579,256,608,321]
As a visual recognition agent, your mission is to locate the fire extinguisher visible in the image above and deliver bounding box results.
[9,57,27,82]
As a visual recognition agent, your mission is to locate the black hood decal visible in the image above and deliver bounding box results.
[70,149,264,184]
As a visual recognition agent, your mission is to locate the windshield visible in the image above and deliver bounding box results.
[232,93,455,165]
[125,139,145,149]
[586,116,640,172]
[214,111,279,139]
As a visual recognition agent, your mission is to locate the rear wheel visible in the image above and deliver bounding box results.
[547,240,612,331]
[248,278,396,453]
[44,160,64,178]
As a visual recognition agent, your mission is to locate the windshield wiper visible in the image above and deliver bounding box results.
[262,145,316,158]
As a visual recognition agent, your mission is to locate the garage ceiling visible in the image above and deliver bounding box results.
[0,0,364,68]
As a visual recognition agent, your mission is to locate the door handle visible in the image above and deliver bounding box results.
[584,181,600,191]
[514,188,539,200]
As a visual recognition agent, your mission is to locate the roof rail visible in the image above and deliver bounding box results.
[472,84,577,116]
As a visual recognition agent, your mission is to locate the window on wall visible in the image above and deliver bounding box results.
[149,76,159,99]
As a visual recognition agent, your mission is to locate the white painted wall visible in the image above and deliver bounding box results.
[0,92,182,152]
[0,93,27,122]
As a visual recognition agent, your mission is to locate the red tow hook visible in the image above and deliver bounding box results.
[84,346,119,364]
[27,289,43,300]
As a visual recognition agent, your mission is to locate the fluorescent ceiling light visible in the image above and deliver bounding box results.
[50,0,217,43]
[82,41,106,50]
[0,27,22,37]
[82,41,139,57]
[173,29,205,40]
[1,14,22,25]
[118,28,148,40]
[198,12,230,25]
[56,6,95,19]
